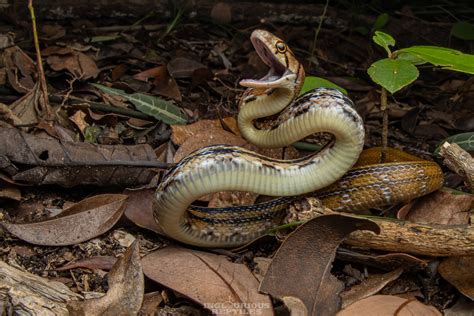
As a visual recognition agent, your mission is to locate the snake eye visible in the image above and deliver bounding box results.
[275,41,287,53]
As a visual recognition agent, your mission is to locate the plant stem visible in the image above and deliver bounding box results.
[28,0,52,120]
[380,87,388,162]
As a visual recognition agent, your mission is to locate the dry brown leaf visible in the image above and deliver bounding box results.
[9,83,41,125]
[139,292,163,316]
[0,185,21,201]
[1,194,127,246]
[41,24,66,40]
[123,189,163,234]
[398,189,473,225]
[3,46,36,93]
[211,2,232,24]
[167,57,207,78]
[337,249,428,271]
[171,117,240,145]
[141,246,273,316]
[337,295,441,316]
[340,268,403,308]
[438,256,474,299]
[444,297,474,316]
[67,241,144,316]
[69,110,89,134]
[173,128,246,162]
[56,256,117,272]
[46,51,98,80]
[259,214,380,316]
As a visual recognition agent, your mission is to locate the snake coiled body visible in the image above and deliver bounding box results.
[153,30,444,247]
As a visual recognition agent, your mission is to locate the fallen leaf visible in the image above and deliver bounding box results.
[170,117,240,145]
[173,128,246,162]
[69,110,89,134]
[3,46,36,93]
[134,65,182,101]
[337,295,441,316]
[41,24,66,40]
[139,291,163,316]
[67,241,144,316]
[56,256,117,271]
[336,248,428,270]
[340,268,403,308]
[123,189,163,234]
[398,189,473,225]
[444,296,474,316]
[1,194,127,246]
[0,185,21,201]
[47,51,99,80]
[259,214,380,316]
[211,2,232,24]
[142,246,273,316]
[167,57,207,79]
[438,256,474,299]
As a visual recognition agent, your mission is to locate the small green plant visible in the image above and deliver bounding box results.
[367,31,474,156]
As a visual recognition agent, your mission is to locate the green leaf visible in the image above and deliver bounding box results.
[373,13,389,31]
[91,83,187,125]
[451,21,474,41]
[299,76,348,96]
[367,58,419,94]
[372,31,395,55]
[434,132,474,156]
[397,46,474,74]
[396,51,426,65]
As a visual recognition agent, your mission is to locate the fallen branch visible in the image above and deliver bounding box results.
[0,260,82,315]
[439,141,474,193]
[295,198,474,257]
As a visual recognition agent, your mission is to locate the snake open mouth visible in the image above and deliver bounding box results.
[240,35,294,88]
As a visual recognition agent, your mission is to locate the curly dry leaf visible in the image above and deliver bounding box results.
[141,246,273,316]
[67,241,144,316]
[1,194,127,246]
[0,127,160,187]
[259,214,380,316]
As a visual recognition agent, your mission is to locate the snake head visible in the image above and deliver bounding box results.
[240,29,304,90]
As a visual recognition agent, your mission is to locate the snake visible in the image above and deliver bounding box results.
[153,29,444,248]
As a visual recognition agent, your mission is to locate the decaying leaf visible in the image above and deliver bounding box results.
[139,291,164,315]
[170,117,241,145]
[141,246,273,316]
[3,46,36,93]
[0,185,21,201]
[337,295,441,316]
[438,256,474,299]
[0,127,160,187]
[259,214,380,316]
[67,241,144,316]
[134,65,182,101]
[123,189,163,234]
[46,49,99,80]
[1,194,127,246]
[398,189,473,225]
[340,268,403,308]
[56,256,118,272]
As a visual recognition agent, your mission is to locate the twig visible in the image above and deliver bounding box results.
[380,87,388,162]
[308,0,329,70]
[28,0,52,120]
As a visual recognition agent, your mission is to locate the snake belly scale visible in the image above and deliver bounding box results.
[153,30,443,247]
